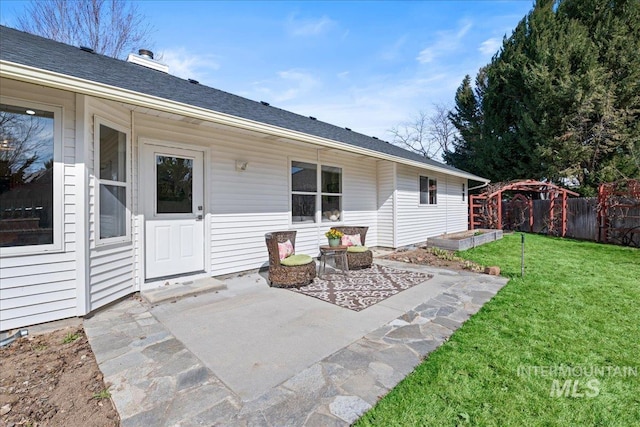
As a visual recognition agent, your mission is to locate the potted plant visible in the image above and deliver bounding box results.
[325,228,344,247]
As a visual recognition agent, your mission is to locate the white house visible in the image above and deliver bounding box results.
[0,26,488,331]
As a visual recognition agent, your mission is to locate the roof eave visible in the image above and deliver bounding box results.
[0,60,489,183]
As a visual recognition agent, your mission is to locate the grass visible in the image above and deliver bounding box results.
[357,233,640,426]
[93,389,111,400]
[62,332,80,344]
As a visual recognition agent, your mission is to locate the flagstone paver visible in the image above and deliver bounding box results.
[84,261,508,426]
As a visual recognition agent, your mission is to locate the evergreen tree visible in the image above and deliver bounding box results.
[445,74,483,174]
[446,0,640,193]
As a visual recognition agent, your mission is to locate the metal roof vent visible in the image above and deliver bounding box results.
[138,49,154,59]
[309,116,317,120]
[79,46,95,54]
[260,101,270,106]
[127,49,169,73]
[345,127,351,131]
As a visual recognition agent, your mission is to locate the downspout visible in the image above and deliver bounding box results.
[317,148,321,229]
[75,93,90,316]
[445,176,448,233]
[392,163,398,248]
[131,109,140,291]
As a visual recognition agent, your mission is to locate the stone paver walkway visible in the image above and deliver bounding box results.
[84,260,507,426]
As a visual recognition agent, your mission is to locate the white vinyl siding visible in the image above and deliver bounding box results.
[339,155,378,246]
[395,164,469,247]
[376,161,395,248]
[0,80,77,331]
[86,98,134,310]
[134,113,380,278]
[444,175,469,233]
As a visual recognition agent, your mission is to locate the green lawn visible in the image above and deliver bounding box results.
[357,233,640,426]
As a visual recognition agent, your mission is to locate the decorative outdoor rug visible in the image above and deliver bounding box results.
[290,264,433,311]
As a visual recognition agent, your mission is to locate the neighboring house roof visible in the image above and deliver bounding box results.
[0,25,487,182]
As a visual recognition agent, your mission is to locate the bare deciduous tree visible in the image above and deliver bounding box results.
[389,103,457,160]
[429,103,457,154]
[17,0,152,59]
[0,111,48,182]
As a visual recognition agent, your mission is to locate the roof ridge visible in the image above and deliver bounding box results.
[0,25,485,181]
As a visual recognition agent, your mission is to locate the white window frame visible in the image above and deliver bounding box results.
[94,116,131,246]
[290,159,343,226]
[0,97,63,256]
[419,175,437,206]
[462,182,466,201]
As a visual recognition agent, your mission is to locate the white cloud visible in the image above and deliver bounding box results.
[250,69,319,103]
[286,14,336,36]
[416,21,472,64]
[416,48,435,64]
[479,37,502,56]
[276,69,319,101]
[159,48,220,82]
[274,69,465,142]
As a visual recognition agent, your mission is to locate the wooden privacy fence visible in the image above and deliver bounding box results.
[502,196,639,247]
[469,180,579,237]
[471,179,640,247]
[510,198,599,240]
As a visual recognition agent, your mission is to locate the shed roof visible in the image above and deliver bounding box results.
[0,25,487,181]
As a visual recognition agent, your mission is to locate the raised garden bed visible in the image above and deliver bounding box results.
[426,229,503,251]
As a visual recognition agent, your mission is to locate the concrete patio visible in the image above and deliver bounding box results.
[84,259,508,426]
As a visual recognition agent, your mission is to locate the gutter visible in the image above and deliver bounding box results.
[1,60,489,183]
[469,181,491,191]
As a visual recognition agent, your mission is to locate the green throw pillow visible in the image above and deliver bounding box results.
[347,246,369,253]
[281,254,314,266]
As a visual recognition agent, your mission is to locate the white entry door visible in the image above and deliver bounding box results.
[143,143,205,280]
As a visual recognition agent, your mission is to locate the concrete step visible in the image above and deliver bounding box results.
[142,277,227,305]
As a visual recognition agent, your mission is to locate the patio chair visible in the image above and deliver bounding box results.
[332,226,373,270]
[265,231,316,288]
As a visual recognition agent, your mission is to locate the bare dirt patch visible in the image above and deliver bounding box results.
[382,246,485,272]
[0,326,119,427]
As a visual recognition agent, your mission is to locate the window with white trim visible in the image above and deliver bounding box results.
[419,175,437,205]
[291,160,342,223]
[462,183,466,201]
[0,100,61,252]
[95,118,130,244]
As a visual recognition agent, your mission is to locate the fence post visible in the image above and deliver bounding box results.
[521,233,525,277]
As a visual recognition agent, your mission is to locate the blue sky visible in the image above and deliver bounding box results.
[1,1,534,141]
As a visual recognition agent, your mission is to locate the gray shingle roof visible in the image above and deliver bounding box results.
[0,25,483,179]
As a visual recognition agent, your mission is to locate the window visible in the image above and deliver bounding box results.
[321,165,342,222]
[291,160,342,223]
[156,155,193,214]
[419,176,437,205]
[462,183,466,201]
[95,118,129,244]
[0,100,61,251]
